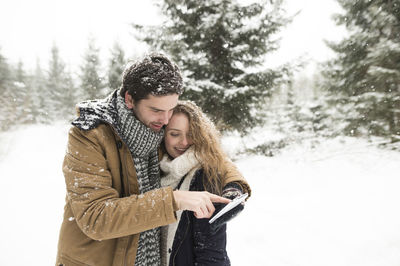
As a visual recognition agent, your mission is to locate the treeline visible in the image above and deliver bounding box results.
[134,0,400,141]
[0,0,294,134]
[263,0,400,142]
[320,0,400,141]
[1,0,399,143]
[0,40,126,131]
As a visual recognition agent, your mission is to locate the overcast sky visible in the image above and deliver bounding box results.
[0,0,346,74]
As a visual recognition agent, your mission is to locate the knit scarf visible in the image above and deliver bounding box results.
[159,147,200,266]
[116,94,164,266]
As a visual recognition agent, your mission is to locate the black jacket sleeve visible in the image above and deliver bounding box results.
[192,216,230,266]
[208,182,245,234]
[189,170,231,265]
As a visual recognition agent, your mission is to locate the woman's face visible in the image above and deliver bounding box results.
[165,112,193,158]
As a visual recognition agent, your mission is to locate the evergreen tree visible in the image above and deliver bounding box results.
[284,81,305,133]
[0,49,11,92]
[15,60,26,84]
[133,0,291,132]
[46,44,69,121]
[79,37,104,100]
[107,41,126,92]
[322,0,400,139]
[62,68,78,121]
[30,59,47,123]
[0,48,14,130]
[13,60,32,124]
[0,57,30,129]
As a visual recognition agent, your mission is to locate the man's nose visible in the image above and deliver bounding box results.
[160,112,169,125]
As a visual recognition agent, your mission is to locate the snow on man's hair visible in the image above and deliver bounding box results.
[119,53,183,101]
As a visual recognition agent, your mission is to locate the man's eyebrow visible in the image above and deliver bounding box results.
[149,106,175,111]
[150,106,164,111]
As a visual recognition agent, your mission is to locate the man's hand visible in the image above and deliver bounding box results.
[173,191,231,219]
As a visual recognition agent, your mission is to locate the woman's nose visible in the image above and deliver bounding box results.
[181,137,189,146]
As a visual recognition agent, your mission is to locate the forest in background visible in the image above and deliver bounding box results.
[0,0,399,153]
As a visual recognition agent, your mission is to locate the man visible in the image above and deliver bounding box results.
[56,54,248,266]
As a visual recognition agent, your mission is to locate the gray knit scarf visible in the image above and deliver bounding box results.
[116,95,164,266]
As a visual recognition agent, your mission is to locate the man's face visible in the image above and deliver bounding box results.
[125,92,179,132]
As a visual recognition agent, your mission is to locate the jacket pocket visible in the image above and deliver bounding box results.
[58,254,91,266]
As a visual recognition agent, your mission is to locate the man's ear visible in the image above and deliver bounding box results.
[125,91,134,109]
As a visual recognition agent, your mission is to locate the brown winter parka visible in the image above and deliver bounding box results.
[56,91,251,266]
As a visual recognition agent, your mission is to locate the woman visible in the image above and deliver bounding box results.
[160,100,251,266]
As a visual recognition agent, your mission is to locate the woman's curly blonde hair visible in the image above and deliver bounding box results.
[171,100,231,195]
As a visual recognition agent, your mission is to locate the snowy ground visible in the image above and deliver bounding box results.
[1,123,400,265]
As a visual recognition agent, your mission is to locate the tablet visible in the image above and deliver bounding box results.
[209,193,248,224]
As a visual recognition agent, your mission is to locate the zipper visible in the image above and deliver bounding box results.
[172,211,191,266]
[121,146,132,196]
[110,125,131,197]
[124,239,128,266]
[123,235,134,266]
[120,142,133,266]
[109,126,132,266]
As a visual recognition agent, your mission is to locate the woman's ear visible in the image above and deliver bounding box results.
[125,91,134,109]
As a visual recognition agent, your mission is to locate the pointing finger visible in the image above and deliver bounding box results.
[209,194,231,204]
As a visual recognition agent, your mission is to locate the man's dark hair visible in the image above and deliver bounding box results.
[119,53,183,101]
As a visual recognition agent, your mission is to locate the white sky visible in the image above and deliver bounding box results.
[0,0,346,75]
[0,0,162,70]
